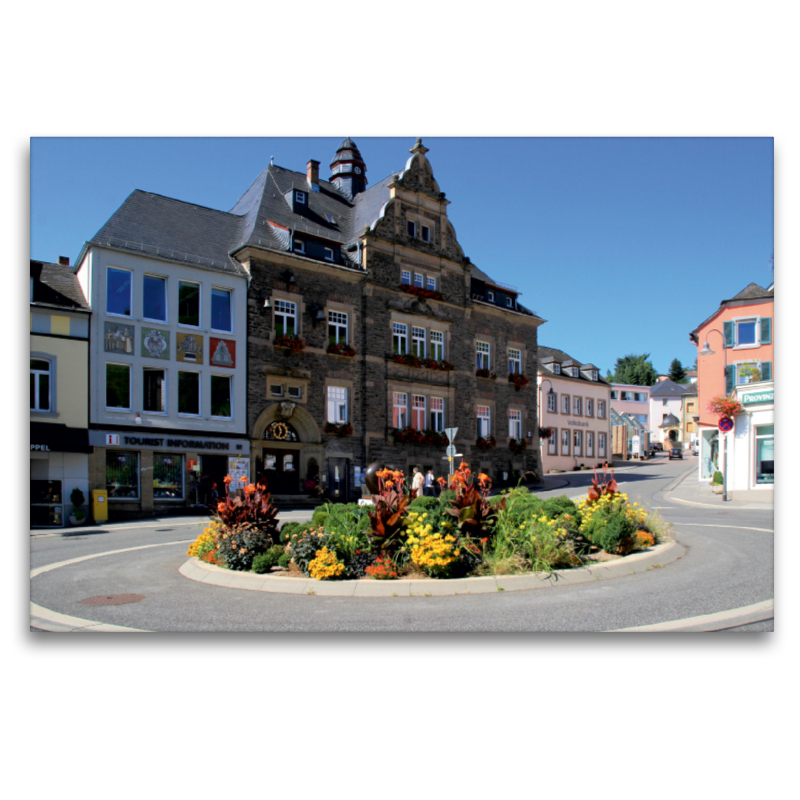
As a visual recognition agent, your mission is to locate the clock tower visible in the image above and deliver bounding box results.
[329,138,367,200]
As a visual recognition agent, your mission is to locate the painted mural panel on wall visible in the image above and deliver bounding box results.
[176,333,203,364]
[104,322,135,355]
[141,327,170,360]
[210,337,236,368]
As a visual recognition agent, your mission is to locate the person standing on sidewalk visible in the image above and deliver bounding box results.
[412,466,425,498]
[424,468,436,497]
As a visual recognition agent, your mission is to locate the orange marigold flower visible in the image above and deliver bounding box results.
[217,502,226,512]
[376,469,390,478]
[244,484,256,495]
[223,476,233,485]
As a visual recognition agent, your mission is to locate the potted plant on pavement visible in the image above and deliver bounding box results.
[69,487,87,525]
[711,471,724,494]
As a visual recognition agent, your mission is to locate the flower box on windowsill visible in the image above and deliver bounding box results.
[400,284,445,302]
[476,368,497,380]
[390,353,455,371]
[508,373,531,391]
[476,436,497,451]
[390,427,448,448]
[509,438,527,454]
[273,334,305,353]
[323,422,352,437]
[327,343,356,357]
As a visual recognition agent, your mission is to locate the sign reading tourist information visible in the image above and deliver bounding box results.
[718,416,734,432]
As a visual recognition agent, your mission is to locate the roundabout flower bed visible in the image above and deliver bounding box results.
[186,463,665,583]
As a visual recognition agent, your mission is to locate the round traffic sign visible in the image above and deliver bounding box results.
[446,444,457,457]
[718,416,734,432]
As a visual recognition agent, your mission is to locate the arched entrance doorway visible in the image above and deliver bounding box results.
[251,403,322,496]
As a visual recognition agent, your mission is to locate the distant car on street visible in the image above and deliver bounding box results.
[650,442,663,452]
[669,447,683,460]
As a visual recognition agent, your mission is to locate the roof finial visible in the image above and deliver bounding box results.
[410,137,429,156]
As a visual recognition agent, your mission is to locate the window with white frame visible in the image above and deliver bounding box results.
[393,322,408,354]
[547,392,556,413]
[431,397,444,431]
[401,270,411,285]
[328,310,348,346]
[327,386,348,423]
[508,348,522,375]
[426,275,436,291]
[414,272,424,288]
[548,428,557,455]
[755,424,774,484]
[561,429,570,455]
[477,405,491,438]
[211,287,233,333]
[106,363,131,410]
[506,297,512,308]
[735,361,762,385]
[509,409,522,440]
[592,370,598,381]
[412,395,426,430]
[107,267,132,317]
[288,386,302,399]
[430,330,444,361]
[597,400,606,418]
[275,300,297,336]
[562,394,570,414]
[324,247,335,262]
[393,392,408,428]
[30,359,52,411]
[487,290,495,302]
[574,430,582,456]
[178,281,200,327]
[733,318,757,347]
[293,239,305,254]
[210,375,232,418]
[598,432,606,457]
[412,326,426,357]
[421,225,431,243]
[476,341,491,370]
[574,396,582,415]
[143,368,166,414]
[586,399,594,417]
[143,275,167,322]
[553,363,561,374]
[295,190,307,205]
[586,432,594,457]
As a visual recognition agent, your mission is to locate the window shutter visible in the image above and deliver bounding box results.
[723,321,734,348]
[761,361,772,381]
[725,365,734,394]
[760,317,772,344]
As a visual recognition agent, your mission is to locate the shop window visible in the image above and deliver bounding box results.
[143,275,167,322]
[393,322,408,355]
[274,300,297,336]
[211,288,233,333]
[431,397,444,431]
[476,341,491,370]
[430,330,444,361]
[143,368,166,413]
[106,451,139,499]
[153,453,183,499]
[327,386,348,423]
[412,395,426,430]
[178,371,200,416]
[106,363,131,410]
[509,409,522,440]
[210,375,232,418]
[393,392,407,428]
[508,348,522,375]
[412,326,426,358]
[107,267,132,317]
[30,358,52,411]
[329,311,348,346]
[477,405,491,438]
[30,480,63,527]
[755,425,774,484]
[178,281,201,327]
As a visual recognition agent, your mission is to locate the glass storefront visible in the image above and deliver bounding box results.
[106,451,140,498]
[701,430,719,480]
[153,453,184,499]
[30,480,63,527]
[755,425,774,485]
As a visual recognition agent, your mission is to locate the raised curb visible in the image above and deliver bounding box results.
[608,599,774,632]
[179,539,684,596]
[662,466,774,511]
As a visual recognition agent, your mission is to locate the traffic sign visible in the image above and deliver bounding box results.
[446,444,457,457]
[444,427,458,442]
[718,416,734,432]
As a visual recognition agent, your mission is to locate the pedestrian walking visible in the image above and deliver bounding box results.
[411,466,425,497]
[424,468,435,497]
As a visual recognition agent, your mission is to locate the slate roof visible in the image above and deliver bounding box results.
[649,378,691,397]
[725,282,774,302]
[31,260,89,310]
[537,346,610,386]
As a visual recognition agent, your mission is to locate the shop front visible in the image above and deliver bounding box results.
[88,430,250,520]
[729,381,774,501]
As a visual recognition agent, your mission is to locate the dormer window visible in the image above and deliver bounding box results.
[592,370,598,381]
[506,297,512,308]
[421,225,430,243]
[573,367,580,378]
[407,221,416,238]
[553,363,561,375]
[487,291,495,302]
[295,191,307,205]
[293,239,305,254]
[324,247,335,262]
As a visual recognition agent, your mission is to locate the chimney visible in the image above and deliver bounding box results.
[307,160,320,190]
[58,256,70,266]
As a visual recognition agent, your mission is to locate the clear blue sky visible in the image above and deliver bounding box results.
[30,136,773,377]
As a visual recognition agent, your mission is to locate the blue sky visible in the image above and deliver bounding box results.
[30,136,773,376]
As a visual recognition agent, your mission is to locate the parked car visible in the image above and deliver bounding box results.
[650,443,663,452]
[669,447,683,460]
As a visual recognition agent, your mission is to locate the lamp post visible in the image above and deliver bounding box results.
[699,328,729,502]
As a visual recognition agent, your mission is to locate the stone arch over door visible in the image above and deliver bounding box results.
[252,403,321,444]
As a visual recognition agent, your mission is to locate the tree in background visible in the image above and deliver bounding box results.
[610,354,658,386]
[668,358,688,383]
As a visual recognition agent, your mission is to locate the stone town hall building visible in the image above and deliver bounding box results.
[79,138,543,509]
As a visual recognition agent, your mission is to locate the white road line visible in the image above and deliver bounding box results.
[670,523,773,532]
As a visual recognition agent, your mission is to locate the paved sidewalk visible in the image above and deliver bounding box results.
[663,466,774,511]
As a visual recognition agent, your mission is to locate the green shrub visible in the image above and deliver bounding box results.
[311,505,331,528]
[252,544,286,573]
[279,521,302,543]
[590,514,638,555]
[712,471,723,486]
[277,552,291,568]
[541,495,581,522]
[408,495,439,512]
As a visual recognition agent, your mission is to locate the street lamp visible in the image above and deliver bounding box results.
[699,328,729,502]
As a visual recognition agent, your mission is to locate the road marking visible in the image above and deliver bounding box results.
[609,599,774,632]
[670,523,773,533]
[32,519,208,537]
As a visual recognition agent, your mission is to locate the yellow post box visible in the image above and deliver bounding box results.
[91,489,108,523]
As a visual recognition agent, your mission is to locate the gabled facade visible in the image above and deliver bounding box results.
[649,378,693,446]
[537,347,612,472]
[30,258,91,526]
[609,383,651,429]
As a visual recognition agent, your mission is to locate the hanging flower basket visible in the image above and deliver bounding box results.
[707,395,744,418]
[390,353,454,371]
[476,368,497,380]
[323,422,352,437]
[476,436,497,451]
[400,284,445,302]
[327,343,356,357]
[273,334,305,353]
[539,426,555,440]
[508,373,531,391]
[509,438,528,453]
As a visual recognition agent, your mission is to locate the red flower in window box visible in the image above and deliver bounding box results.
[390,354,455,371]
[273,334,305,352]
[390,427,448,447]
[538,426,555,440]
[327,343,356,357]
[509,438,528,453]
[323,422,352,437]
[400,284,445,302]
[476,368,497,380]
[508,373,530,391]
[475,435,497,450]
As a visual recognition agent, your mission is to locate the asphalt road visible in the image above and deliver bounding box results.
[30,457,774,632]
